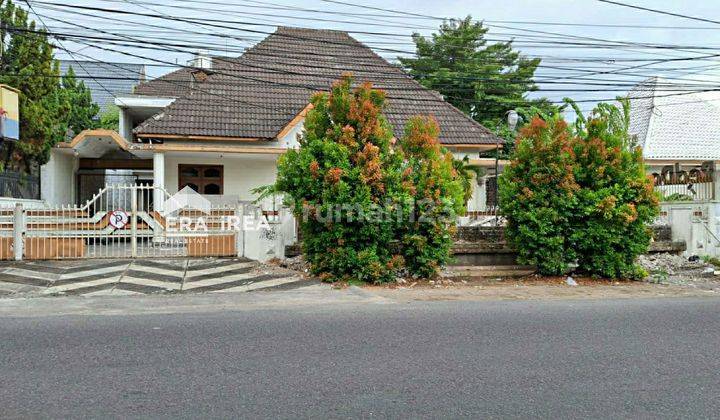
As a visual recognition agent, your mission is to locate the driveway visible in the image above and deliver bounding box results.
[0,258,317,297]
[1,295,719,418]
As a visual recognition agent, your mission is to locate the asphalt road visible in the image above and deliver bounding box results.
[2,296,720,418]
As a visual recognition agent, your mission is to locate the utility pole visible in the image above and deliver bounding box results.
[495,110,520,225]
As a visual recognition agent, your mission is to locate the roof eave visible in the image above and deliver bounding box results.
[134,133,275,142]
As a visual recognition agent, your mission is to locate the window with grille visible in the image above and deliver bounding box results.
[178,164,224,195]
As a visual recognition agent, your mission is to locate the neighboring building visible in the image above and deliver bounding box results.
[628,76,720,201]
[0,84,39,205]
[0,84,20,142]
[629,76,720,164]
[0,85,20,142]
[628,76,720,256]
[59,60,146,113]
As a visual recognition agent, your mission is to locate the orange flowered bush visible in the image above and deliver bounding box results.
[270,75,468,282]
[397,115,467,278]
[500,99,659,279]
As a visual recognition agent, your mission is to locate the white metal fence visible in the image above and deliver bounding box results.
[458,206,503,227]
[0,185,291,261]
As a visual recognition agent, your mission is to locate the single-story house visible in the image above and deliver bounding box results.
[41,27,503,215]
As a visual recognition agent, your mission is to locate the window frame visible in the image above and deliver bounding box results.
[178,164,224,195]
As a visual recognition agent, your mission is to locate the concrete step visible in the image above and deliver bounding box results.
[443,265,536,279]
[648,240,686,254]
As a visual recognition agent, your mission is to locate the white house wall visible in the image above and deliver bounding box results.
[40,150,78,206]
[467,179,487,212]
[115,96,177,141]
[163,154,279,205]
[278,119,304,149]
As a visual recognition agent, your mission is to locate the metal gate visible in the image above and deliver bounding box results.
[0,185,249,260]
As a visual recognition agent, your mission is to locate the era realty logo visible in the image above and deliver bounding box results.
[163,186,271,233]
[164,186,212,216]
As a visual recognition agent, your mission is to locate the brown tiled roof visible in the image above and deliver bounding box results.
[133,68,194,98]
[132,57,242,98]
[134,27,500,145]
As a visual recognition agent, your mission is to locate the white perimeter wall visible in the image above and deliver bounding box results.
[660,201,720,257]
[0,197,47,209]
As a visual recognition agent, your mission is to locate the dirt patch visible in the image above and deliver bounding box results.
[268,256,310,275]
[273,253,720,301]
[356,271,720,302]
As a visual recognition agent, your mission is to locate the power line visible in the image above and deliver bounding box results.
[33,0,720,81]
[317,0,440,20]
[292,0,720,67]
[34,25,720,87]
[108,0,436,31]
[30,0,720,54]
[14,19,720,98]
[11,70,720,94]
[31,0,720,92]
[16,0,720,109]
[22,1,720,91]
[53,42,292,112]
[21,0,129,108]
[14,5,720,102]
[596,0,720,26]
[64,34,720,106]
[28,1,720,86]
[484,19,720,30]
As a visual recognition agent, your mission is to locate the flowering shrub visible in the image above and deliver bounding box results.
[499,100,659,279]
[498,115,579,275]
[272,75,468,283]
[568,101,659,279]
[397,116,467,278]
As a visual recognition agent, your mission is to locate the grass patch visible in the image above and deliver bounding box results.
[702,255,720,268]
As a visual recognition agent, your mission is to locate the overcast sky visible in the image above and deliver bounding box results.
[27,0,720,114]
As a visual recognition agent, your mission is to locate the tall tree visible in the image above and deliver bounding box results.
[0,0,98,169]
[399,16,554,134]
[61,66,99,137]
[97,105,120,131]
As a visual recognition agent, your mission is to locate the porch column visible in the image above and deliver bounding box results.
[713,160,720,201]
[153,152,165,213]
[118,108,132,140]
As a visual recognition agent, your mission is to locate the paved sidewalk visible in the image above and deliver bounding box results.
[0,258,316,297]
